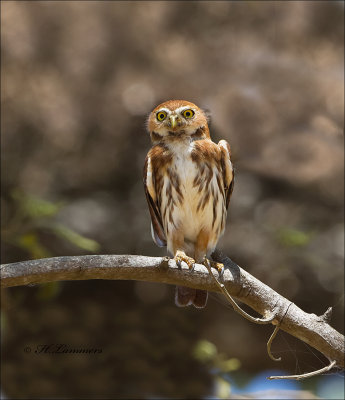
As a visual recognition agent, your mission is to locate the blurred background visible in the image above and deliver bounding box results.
[1,1,344,398]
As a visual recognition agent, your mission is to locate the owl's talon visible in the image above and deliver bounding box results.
[203,258,224,278]
[174,252,196,271]
[217,264,225,278]
[213,262,225,277]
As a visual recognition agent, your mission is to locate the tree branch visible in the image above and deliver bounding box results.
[1,252,344,370]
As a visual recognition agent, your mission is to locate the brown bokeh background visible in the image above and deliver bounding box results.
[1,1,344,398]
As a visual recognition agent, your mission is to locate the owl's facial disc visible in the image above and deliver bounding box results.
[148,100,210,144]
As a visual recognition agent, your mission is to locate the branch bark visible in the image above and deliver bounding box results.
[1,251,344,369]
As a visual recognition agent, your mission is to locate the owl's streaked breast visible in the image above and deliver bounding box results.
[158,140,226,253]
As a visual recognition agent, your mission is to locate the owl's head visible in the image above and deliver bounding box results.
[147,100,210,144]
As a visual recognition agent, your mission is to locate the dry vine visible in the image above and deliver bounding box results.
[1,250,344,379]
[208,253,339,380]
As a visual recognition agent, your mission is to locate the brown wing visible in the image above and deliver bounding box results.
[218,139,234,210]
[143,153,167,247]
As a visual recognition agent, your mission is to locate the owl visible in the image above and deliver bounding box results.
[143,100,234,308]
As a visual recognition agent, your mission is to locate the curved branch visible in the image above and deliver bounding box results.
[267,360,337,380]
[204,257,275,324]
[0,252,344,369]
[267,325,282,362]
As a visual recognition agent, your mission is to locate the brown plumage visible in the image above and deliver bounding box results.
[143,100,234,308]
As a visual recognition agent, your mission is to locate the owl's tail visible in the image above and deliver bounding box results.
[175,285,208,308]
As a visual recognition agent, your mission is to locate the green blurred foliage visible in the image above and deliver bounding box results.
[193,339,217,362]
[3,190,100,260]
[51,224,100,253]
[12,189,64,219]
[194,339,241,372]
[276,228,314,248]
[193,339,241,398]
[35,281,62,301]
[17,233,51,259]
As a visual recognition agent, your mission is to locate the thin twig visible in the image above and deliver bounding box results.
[204,259,275,325]
[266,301,293,362]
[267,360,337,380]
[267,325,282,362]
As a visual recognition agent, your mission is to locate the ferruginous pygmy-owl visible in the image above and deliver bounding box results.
[143,100,234,308]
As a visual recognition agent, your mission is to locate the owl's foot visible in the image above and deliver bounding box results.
[203,257,225,277]
[174,251,195,271]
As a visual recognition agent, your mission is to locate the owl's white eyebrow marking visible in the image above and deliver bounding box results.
[157,108,171,114]
[175,106,194,114]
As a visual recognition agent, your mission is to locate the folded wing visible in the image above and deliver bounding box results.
[143,154,167,247]
[218,139,234,210]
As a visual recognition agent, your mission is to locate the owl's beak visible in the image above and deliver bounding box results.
[168,115,178,130]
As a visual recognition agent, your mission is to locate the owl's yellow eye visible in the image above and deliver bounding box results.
[182,109,195,119]
[156,111,167,121]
